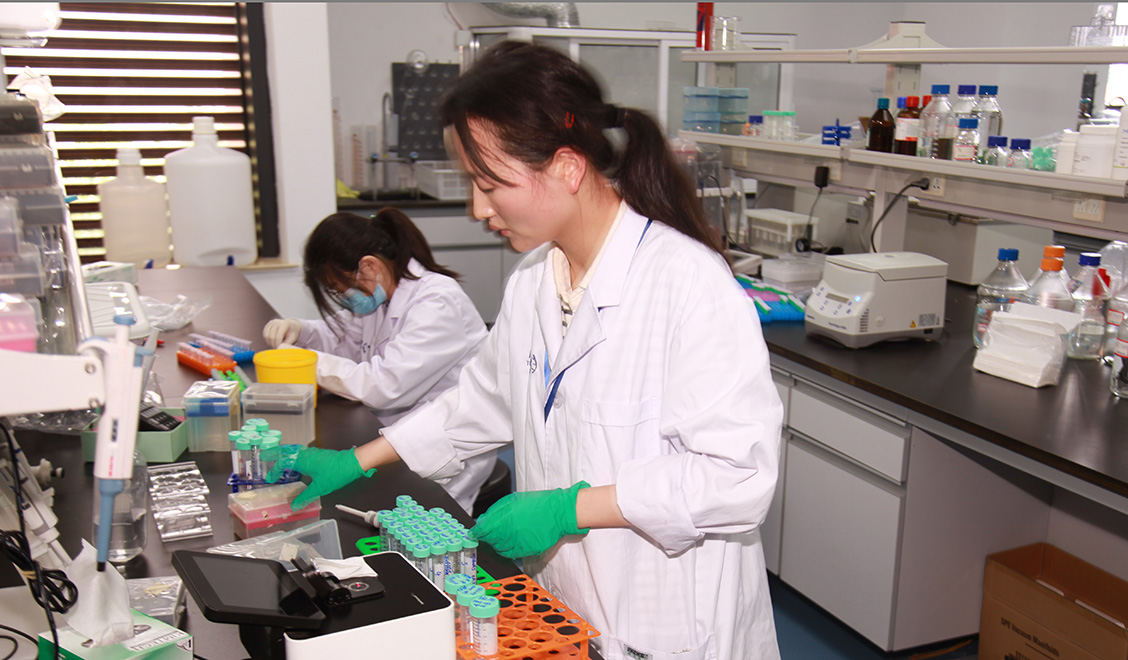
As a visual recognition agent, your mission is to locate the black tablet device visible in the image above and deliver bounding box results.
[172,550,325,630]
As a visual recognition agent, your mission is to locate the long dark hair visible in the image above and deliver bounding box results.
[303,207,461,320]
[440,40,722,257]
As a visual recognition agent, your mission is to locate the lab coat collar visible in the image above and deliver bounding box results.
[384,258,425,321]
[546,206,650,378]
[585,206,649,310]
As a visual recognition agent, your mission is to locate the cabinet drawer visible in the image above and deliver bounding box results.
[789,381,909,483]
[780,437,903,650]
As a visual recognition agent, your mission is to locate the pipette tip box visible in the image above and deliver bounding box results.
[228,482,320,539]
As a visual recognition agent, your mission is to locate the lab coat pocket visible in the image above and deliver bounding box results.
[609,633,717,660]
[579,398,664,467]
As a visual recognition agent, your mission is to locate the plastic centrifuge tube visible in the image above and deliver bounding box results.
[445,537,461,578]
[245,434,263,480]
[260,436,280,477]
[228,431,242,475]
[429,541,447,588]
[411,543,429,576]
[461,535,479,577]
[444,574,474,641]
[455,584,486,647]
[470,595,500,658]
[235,438,252,480]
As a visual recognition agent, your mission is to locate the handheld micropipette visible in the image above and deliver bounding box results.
[336,504,380,528]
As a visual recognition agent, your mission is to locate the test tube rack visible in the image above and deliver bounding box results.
[457,574,600,660]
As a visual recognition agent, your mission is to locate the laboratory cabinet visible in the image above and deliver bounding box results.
[769,371,1052,651]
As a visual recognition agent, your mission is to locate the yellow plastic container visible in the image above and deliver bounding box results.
[253,348,318,406]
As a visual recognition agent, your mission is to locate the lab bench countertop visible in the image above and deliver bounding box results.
[760,281,1128,501]
[2,266,555,660]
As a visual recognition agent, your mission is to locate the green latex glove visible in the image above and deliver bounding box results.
[471,482,590,559]
[272,447,375,511]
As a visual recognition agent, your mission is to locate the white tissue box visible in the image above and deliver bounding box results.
[973,305,1076,388]
[37,610,192,660]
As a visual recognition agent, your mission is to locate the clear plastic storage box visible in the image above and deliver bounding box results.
[417,161,470,201]
[0,241,44,296]
[184,380,241,452]
[761,253,826,292]
[717,88,750,114]
[683,112,722,134]
[228,482,320,539]
[241,382,316,446]
[0,293,37,352]
[0,147,55,189]
[745,208,820,256]
[683,87,721,113]
[0,198,21,256]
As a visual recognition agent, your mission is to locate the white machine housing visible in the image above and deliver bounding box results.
[284,553,455,659]
[805,252,947,348]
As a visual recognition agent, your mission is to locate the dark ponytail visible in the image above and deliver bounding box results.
[440,40,722,257]
[303,208,461,321]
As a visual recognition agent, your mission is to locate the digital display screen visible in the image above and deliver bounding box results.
[191,554,318,617]
[826,292,849,304]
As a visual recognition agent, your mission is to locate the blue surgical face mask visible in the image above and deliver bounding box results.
[340,265,387,315]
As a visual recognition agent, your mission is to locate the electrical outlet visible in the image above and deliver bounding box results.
[1073,196,1106,223]
[828,161,842,181]
[918,176,945,197]
[846,200,869,224]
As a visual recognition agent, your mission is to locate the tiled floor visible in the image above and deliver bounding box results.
[770,573,979,660]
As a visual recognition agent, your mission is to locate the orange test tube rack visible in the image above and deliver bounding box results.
[457,574,600,660]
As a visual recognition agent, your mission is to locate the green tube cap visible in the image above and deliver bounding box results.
[469,595,500,619]
[445,573,472,593]
[456,584,485,607]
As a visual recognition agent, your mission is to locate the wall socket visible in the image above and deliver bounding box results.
[918,175,945,197]
[1073,196,1106,223]
[846,200,869,224]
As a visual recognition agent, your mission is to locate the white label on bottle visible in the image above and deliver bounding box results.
[953,144,977,161]
[1116,338,1128,359]
[895,118,920,141]
[1109,308,1126,327]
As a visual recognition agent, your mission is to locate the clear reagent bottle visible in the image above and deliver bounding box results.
[1066,252,1110,360]
[974,248,1029,348]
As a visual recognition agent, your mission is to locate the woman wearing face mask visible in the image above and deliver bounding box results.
[262,207,493,514]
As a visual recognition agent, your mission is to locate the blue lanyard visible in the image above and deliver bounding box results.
[543,219,652,421]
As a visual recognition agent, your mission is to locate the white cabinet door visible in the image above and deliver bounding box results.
[761,429,787,575]
[780,436,903,650]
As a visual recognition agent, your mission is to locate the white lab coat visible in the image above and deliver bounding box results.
[295,259,494,514]
[386,208,783,660]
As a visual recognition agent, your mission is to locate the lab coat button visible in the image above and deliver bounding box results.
[553,396,563,409]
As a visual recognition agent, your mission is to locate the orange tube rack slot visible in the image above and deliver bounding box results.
[176,342,236,375]
[457,574,600,660]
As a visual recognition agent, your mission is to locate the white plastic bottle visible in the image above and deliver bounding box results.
[164,117,257,266]
[97,148,171,266]
[1055,131,1079,174]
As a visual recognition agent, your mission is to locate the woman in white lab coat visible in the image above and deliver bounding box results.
[262,208,493,514]
[287,43,783,659]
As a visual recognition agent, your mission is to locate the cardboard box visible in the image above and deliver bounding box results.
[81,408,188,464]
[37,610,192,660]
[980,543,1128,660]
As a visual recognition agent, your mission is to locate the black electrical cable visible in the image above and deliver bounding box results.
[797,187,824,252]
[0,626,35,646]
[1,423,71,660]
[0,635,17,660]
[868,178,930,253]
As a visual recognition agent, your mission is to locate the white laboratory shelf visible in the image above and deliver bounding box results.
[680,130,1128,238]
[845,150,1128,198]
[683,45,1128,65]
[681,131,844,159]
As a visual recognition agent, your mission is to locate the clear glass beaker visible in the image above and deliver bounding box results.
[92,450,149,564]
[712,16,742,51]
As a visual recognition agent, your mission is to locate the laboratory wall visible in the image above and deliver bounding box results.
[328,1,1099,177]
